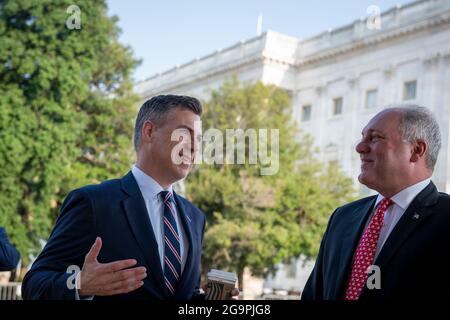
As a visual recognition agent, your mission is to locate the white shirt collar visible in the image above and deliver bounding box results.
[131,164,173,201]
[375,178,431,210]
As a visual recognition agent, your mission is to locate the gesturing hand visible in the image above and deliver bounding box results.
[78,237,147,297]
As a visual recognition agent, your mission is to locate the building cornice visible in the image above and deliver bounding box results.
[296,11,450,69]
[138,56,265,98]
[135,1,450,97]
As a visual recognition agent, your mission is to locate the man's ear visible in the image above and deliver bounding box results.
[141,120,155,144]
[410,139,427,163]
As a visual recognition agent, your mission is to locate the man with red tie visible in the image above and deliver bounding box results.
[302,104,450,300]
[22,95,237,300]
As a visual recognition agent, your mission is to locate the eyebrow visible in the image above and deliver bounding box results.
[361,129,385,136]
[175,125,202,137]
[176,125,194,132]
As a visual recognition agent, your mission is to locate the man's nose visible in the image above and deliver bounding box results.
[190,138,200,156]
[355,140,369,154]
[192,137,199,150]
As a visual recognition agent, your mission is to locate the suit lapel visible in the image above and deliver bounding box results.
[372,182,439,271]
[332,197,376,298]
[172,192,196,298]
[120,171,167,296]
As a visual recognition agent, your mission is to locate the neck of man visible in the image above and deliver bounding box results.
[136,157,173,190]
[378,171,432,198]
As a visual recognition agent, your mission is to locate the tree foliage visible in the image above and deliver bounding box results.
[0,0,139,261]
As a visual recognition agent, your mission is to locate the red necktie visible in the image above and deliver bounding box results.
[343,198,393,300]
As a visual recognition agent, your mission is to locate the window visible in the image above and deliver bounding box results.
[365,89,378,109]
[301,105,312,121]
[403,80,417,100]
[333,97,343,115]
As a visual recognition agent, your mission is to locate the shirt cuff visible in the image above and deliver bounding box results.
[75,289,94,300]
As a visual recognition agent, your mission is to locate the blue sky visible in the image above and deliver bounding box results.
[107,0,414,82]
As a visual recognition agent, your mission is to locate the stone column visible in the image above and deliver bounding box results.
[423,53,448,192]
[315,84,328,163]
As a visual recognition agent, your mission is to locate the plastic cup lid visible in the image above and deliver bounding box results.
[207,269,237,284]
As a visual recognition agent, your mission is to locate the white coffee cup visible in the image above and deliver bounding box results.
[205,269,237,300]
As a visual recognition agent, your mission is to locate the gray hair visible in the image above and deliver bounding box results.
[133,94,202,152]
[386,104,441,170]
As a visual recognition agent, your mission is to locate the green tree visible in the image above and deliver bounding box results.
[0,0,139,262]
[185,78,356,290]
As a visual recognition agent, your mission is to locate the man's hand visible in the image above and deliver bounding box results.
[78,237,147,297]
[202,283,240,300]
[230,288,240,299]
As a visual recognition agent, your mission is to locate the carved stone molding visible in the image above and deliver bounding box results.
[443,50,450,63]
[297,12,450,69]
[315,84,327,96]
[346,74,359,88]
[383,64,396,79]
[423,52,441,67]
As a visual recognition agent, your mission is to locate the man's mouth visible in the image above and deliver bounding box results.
[361,159,373,166]
[181,156,193,164]
[179,150,194,164]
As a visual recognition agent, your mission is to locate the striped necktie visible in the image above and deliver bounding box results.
[160,190,182,296]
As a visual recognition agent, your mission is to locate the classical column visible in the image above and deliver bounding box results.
[440,52,450,193]
[344,73,360,181]
[423,52,448,192]
[315,84,327,163]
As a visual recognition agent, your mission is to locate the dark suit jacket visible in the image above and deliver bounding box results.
[22,171,206,300]
[302,181,450,300]
[0,227,21,271]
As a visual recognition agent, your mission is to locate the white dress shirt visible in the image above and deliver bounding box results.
[364,178,431,260]
[131,165,189,272]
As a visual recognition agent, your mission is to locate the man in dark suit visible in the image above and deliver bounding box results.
[302,104,450,300]
[0,227,21,271]
[22,95,212,300]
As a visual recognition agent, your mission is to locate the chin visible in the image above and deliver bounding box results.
[173,165,191,180]
[358,173,372,188]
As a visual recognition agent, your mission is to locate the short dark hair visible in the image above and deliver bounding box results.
[133,94,202,151]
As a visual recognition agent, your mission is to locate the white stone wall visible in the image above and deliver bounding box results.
[262,255,315,294]
[296,27,450,192]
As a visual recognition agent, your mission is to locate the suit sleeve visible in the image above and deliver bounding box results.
[22,189,97,300]
[301,209,338,300]
[0,227,21,271]
[190,212,206,301]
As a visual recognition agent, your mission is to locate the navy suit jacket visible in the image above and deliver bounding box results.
[0,227,21,271]
[22,171,206,300]
[302,181,450,300]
